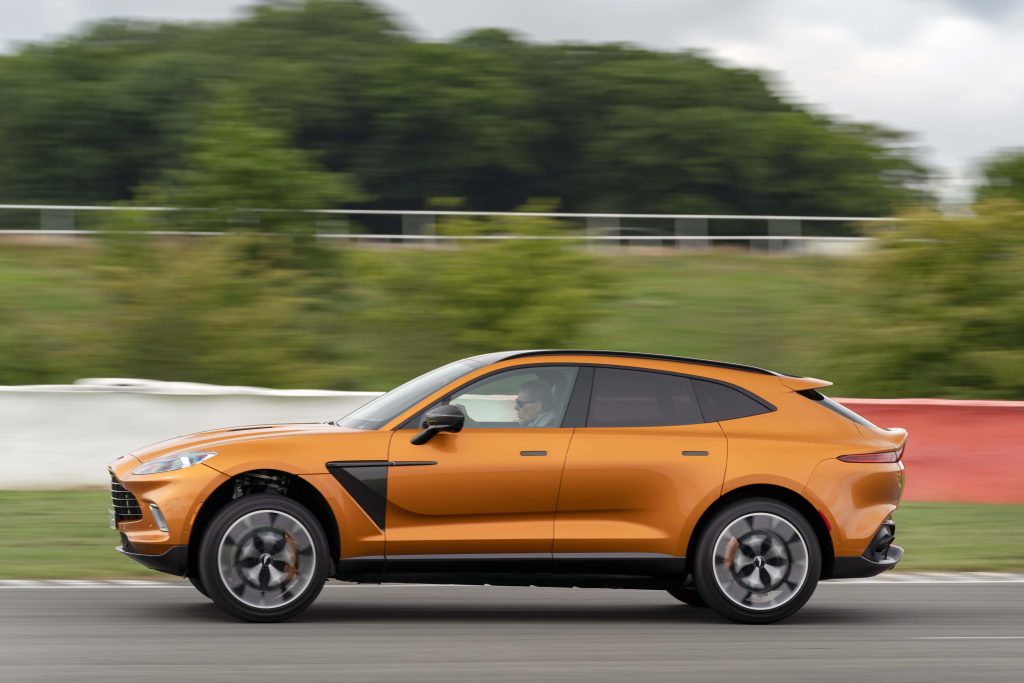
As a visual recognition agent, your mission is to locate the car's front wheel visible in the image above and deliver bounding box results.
[187,574,209,599]
[198,493,329,622]
[693,498,821,624]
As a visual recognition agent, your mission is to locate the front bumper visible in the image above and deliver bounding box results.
[116,539,188,577]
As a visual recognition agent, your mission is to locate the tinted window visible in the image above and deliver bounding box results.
[587,368,702,427]
[798,389,877,428]
[694,379,771,422]
[444,366,579,428]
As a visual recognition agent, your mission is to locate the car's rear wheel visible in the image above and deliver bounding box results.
[198,493,329,622]
[693,498,821,624]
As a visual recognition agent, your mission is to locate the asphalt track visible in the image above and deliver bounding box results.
[1,581,1022,682]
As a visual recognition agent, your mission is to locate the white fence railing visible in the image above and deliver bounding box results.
[0,204,896,254]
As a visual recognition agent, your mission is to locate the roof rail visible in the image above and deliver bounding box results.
[495,349,778,376]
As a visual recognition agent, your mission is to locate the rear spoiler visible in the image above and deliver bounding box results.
[780,376,833,392]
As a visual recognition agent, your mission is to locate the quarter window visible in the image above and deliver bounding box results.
[693,379,772,422]
[586,368,703,427]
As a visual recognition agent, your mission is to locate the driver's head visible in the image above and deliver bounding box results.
[515,379,553,425]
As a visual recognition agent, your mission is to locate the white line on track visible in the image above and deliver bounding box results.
[913,636,1024,640]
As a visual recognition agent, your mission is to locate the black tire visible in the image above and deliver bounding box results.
[198,494,330,622]
[188,574,210,599]
[666,586,707,608]
[693,498,821,624]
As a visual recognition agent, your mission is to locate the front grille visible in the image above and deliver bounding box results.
[110,475,142,523]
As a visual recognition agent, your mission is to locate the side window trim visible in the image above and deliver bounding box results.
[395,362,776,430]
[561,366,594,428]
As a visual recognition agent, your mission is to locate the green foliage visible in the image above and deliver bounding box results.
[350,206,611,385]
[5,202,1024,400]
[148,85,364,227]
[823,201,1024,397]
[71,83,362,387]
[88,235,353,387]
[0,0,926,216]
[977,149,1024,203]
[138,83,365,232]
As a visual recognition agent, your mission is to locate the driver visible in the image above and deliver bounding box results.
[515,379,559,427]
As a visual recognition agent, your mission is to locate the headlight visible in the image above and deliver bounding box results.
[132,451,217,475]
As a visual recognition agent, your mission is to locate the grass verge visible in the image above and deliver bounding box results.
[0,492,1021,578]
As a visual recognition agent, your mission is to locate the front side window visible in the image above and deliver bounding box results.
[587,367,703,427]
[443,366,580,428]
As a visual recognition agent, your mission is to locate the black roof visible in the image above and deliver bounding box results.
[479,349,777,376]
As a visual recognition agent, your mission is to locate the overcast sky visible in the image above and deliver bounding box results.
[3,0,1023,200]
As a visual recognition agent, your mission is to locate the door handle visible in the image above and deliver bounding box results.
[520,450,548,457]
[681,450,709,457]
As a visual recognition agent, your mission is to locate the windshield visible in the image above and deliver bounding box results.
[336,358,484,430]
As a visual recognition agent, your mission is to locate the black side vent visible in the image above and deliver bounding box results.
[110,475,142,523]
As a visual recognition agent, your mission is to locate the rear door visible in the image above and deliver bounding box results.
[386,365,580,556]
[554,366,728,557]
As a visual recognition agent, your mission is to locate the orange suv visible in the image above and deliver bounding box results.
[109,350,905,623]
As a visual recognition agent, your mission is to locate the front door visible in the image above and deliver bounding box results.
[386,365,580,557]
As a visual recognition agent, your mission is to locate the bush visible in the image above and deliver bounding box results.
[348,206,610,386]
[824,201,1024,398]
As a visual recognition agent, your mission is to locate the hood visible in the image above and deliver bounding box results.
[128,422,360,464]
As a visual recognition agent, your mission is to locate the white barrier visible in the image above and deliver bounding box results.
[0,379,380,488]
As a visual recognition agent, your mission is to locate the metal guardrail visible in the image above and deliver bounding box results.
[0,204,897,254]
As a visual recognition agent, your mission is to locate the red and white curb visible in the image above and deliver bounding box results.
[2,572,1024,588]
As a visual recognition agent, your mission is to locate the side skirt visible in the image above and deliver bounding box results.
[335,553,688,590]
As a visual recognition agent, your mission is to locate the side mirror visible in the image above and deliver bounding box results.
[410,404,465,445]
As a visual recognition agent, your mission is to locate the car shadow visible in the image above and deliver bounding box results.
[161,597,877,626]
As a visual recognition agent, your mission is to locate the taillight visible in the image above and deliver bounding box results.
[838,446,904,463]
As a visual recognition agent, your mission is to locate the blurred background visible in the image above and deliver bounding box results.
[0,0,1022,578]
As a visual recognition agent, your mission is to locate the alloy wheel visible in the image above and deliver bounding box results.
[711,512,809,611]
[216,509,317,609]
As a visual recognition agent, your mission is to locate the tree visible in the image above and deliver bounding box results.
[977,149,1024,203]
[146,83,365,231]
[85,83,364,387]
[0,0,928,217]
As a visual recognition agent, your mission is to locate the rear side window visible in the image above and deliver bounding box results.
[798,389,877,428]
[693,379,772,422]
[587,368,703,427]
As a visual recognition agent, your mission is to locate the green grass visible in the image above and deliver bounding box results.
[0,492,1020,578]
[0,243,860,390]
[0,490,158,579]
[581,253,843,378]
[893,502,1024,571]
